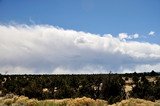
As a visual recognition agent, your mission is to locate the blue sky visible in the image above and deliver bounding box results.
[0,0,160,43]
[0,0,160,74]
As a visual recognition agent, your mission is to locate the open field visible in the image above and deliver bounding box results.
[0,95,160,106]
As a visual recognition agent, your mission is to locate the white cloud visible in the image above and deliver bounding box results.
[129,33,139,39]
[119,33,139,41]
[52,66,108,74]
[149,31,155,36]
[118,33,128,41]
[122,63,160,73]
[0,24,160,74]
[0,66,35,74]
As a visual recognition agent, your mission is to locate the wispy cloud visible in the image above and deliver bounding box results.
[149,31,155,36]
[0,24,160,74]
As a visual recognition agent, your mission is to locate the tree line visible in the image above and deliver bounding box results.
[0,71,160,104]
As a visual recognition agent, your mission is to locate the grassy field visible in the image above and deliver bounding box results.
[0,95,160,106]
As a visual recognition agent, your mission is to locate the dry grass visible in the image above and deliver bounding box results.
[125,85,132,93]
[0,95,107,106]
[0,95,160,106]
[111,98,160,106]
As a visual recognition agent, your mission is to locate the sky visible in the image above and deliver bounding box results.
[0,0,160,74]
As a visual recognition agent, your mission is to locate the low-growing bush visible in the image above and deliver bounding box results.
[0,94,160,106]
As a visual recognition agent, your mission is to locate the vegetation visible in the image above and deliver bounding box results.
[131,72,160,101]
[0,94,160,106]
[0,94,107,106]
[0,74,125,104]
[0,71,160,105]
[111,98,160,106]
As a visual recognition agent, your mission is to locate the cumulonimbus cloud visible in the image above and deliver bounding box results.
[0,24,160,74]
